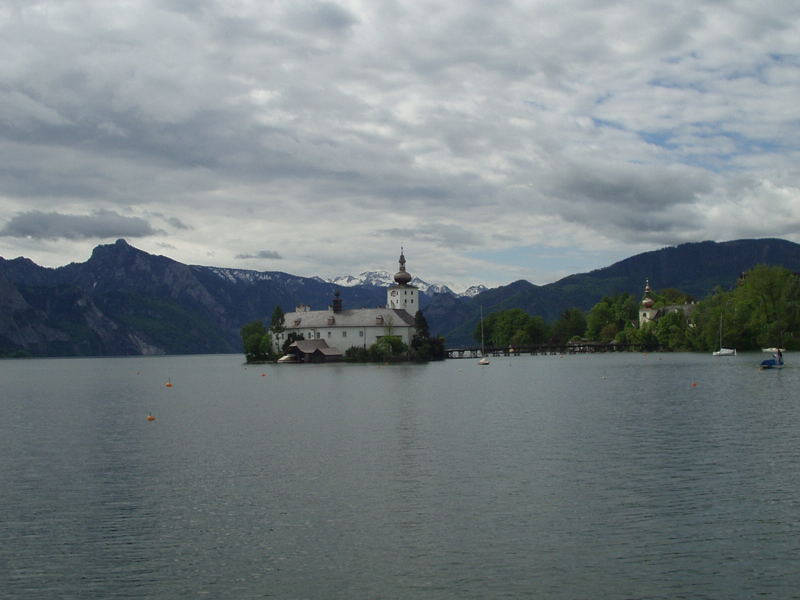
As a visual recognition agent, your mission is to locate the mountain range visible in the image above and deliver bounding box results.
[326,271,487,297]
[1,237,799,356]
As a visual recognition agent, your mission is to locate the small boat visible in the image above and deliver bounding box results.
[712,316,735,356]
[762,347,786,353]
[277,353,297,363]
[713,348,736,356]
[760,357,784,369]
[760,350,784,369]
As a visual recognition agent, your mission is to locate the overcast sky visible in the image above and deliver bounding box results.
[1,1,798,291]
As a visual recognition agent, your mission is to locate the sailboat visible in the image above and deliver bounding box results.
[712,315,736,356]
[478,306,490,365]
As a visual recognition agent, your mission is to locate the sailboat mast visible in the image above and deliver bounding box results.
[480,306,485,352]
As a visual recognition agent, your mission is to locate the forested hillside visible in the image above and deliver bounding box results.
[2,238,800,356]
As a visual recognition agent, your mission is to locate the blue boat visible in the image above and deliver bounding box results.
[760,350,784,369]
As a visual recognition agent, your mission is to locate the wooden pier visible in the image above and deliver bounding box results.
[445,342,648,359]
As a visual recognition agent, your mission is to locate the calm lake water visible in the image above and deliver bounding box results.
[2,352,800,599]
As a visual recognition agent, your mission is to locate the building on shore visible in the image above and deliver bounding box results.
[638,279,696,327]
[274,250,419,360]
[282,339,343,363]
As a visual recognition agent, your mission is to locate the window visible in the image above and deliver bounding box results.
[342,331,347,338]
[359,331,364,337]
[327,331,331,338]
[315,332,320,339]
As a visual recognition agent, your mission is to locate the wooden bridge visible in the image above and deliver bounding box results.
[445,342,650,359]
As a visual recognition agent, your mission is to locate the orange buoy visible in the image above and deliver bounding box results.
[691,382,698,388]
[147,414,156,421]
[261,373,266,377]
[165,379,173,387]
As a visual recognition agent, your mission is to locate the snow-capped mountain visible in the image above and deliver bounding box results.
[461,285,488,298]
[327,271,471,296]
[329,271,396,288]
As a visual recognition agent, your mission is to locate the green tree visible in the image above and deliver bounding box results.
[586,293,638,341]
[653,310,690,350]
[410,310,444,361]
[586,300,614,340]
[258,331,275,360]
[270,305,285,334]
[621,320,660,350]
[735,265,800,349]
[241,320,275,362]
[369,335,408,361]
[665,265,800,352]
[414,310,430,337]
[474,308,547,348]
[598,322,619,343]
[550,308,586,344]
[658,288,696,305]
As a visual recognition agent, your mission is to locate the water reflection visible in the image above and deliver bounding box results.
[2,353,800,598]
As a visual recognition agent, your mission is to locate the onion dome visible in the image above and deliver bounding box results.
[642,279,654,308]
[393,248,412,285]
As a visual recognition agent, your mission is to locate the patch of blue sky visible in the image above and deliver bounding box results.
[647,78,705,92]
[769,53,800,65]
[637,124,788,171]
[687,127,786,154]
[591,118,624,131]
[594,92,613,106]
[592,118,678,151]
[523,99,548,111]
[639,131,677,150]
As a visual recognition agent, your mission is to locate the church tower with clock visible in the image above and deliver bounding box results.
[387,248,418,313]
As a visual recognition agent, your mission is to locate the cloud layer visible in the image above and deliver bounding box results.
[0,1,798,290]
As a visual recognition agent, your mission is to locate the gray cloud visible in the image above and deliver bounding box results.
[285,2,358,32]
[0,210,160,240]
[0,1,799,288]
[236,250,283,260]
[380,225,482,249]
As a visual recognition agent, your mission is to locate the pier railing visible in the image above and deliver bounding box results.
[445,342,651,358]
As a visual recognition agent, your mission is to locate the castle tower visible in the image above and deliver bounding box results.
[387,247,418,313]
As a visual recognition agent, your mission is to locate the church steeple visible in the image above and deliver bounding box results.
[387,247,418,311]
[641,279,654,308]
[393,246,412,285]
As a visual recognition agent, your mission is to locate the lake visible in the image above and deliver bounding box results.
[2,352,799,599]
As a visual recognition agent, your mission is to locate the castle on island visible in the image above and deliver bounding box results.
[274,250,420,362]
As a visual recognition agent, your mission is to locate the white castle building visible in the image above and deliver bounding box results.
[273,250,419,357]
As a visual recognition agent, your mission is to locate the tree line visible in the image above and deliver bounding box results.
[474,265,800,352]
